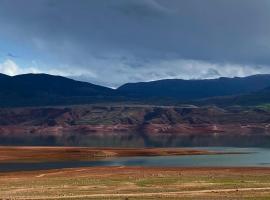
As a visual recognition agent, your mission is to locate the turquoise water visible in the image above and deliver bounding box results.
[106,147,269,167]
[1,147,270,172]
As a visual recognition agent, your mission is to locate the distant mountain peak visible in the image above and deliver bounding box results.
[0,73,270,107]
[117,74,270,101]
[0,73,119,107]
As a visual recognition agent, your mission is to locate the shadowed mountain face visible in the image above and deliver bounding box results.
[0,73,270,146]
[0,73,270,107]
[117,75,270,101]
[197,86,270,106]
[0,73,121,107]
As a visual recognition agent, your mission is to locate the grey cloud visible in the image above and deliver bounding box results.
[0,0,270,86]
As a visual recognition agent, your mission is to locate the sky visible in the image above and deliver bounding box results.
[1,0,270,87]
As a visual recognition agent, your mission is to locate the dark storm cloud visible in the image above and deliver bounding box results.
[0,0,270,87]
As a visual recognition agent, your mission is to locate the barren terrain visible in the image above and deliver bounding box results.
[0,146,269,199]
[1,166,270,199]
[0,146,218,163]
[0,105,270,146]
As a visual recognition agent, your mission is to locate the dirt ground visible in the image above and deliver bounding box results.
[0,146,222,163]
[0,146,268,200]
[1,166,270,200]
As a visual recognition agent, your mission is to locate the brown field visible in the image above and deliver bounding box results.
[0,146,269,199]
[0,146,223,163]
[1,166,270,199]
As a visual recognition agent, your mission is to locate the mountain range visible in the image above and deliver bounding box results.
[1,73,270,107]
[0,73,121,107]
[118,74,270,101]
[1,73,270,146]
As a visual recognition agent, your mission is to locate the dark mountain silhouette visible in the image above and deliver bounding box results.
[0,73,9,79]
[117,74,270,101]
[1,73,270,107]
[0,73,120,107]
[196,86,270,106]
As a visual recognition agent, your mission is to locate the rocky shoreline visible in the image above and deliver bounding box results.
[0,105,269,146]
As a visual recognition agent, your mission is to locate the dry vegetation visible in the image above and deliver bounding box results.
[0,146,268,199]
[1,166,270,199]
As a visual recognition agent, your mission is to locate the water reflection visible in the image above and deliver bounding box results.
[1,134,270,147]
[1,147,270,172]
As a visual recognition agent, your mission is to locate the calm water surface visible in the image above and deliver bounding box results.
[1,147,270,172]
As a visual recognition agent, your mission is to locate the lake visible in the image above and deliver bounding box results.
[1,147,270,172]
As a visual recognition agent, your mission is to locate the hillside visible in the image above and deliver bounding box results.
[0,73,121,107]
[118,74,270,101]
[1,73,270,107]
[0,105,270,146]
[196,87,270,106]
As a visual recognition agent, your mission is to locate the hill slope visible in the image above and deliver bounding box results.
[1,73,270,107]
[118,74,270,101]
[0,105,270,146]
[0,73,120,107]
[196,86,270,106]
